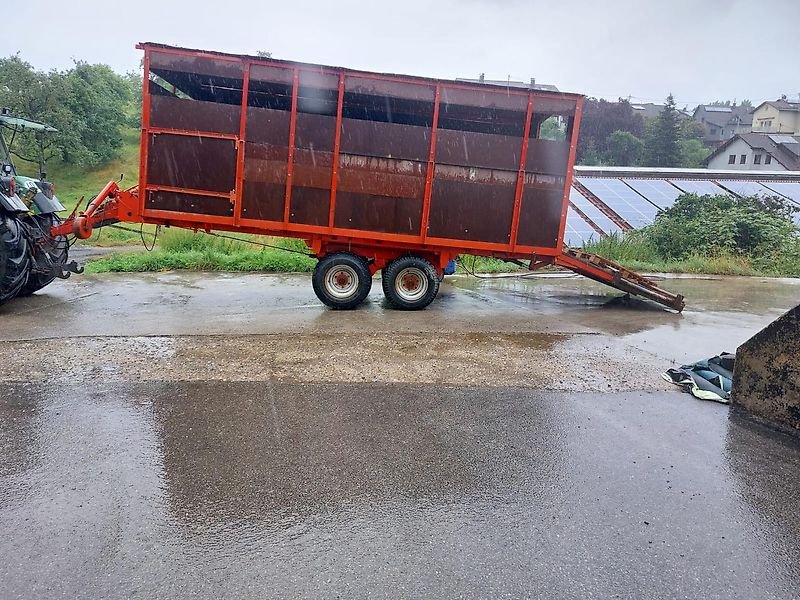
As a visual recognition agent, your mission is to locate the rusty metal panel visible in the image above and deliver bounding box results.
[526,139,570,176]
[340,119,429,161]
[245,107,290,143]
[149,95,240,134]
[515,175,566,248]
[533,96,577,115]
[333,192,422,234]
[241,181,285,221]
[289,187,330,226]
[241,142,287,221]
[297,71,339,116]
[427,165,516,243]
[333,154,424,234]
[146,134,236,193]
[440,86,528,111]
[250,63,294,85]
[146,190,233,217]
[149,51,244,80]
[290,156,333,226]
[435,129,522,171]
[345,76,435,102]
[295,113,336,152]
[337,155,426,198]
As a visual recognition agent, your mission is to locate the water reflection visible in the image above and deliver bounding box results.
[149,381,569,528]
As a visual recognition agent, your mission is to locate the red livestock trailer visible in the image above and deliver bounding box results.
[54,43,684,311]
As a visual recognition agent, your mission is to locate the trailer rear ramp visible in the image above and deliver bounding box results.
[555,248,685,311]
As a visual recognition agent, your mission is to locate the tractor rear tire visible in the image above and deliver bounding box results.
[0,214,32,304]
[312,252,372,310]
[18,214,68,297]
[381,255,440,310]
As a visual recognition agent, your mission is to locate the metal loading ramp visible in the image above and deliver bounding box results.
[556,248,685,311]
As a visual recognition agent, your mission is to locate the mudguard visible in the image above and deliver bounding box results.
[0,190,28,213]
[15,176,66,214]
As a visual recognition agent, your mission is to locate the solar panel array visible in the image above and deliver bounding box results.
[669,179,729,196]
[562,174,800,248]
[716,180,781,199]
[577,177,659,228]
[623,179,682,209]
[563,209,599,247]
[761,182,800,205]
[569,188,623,235]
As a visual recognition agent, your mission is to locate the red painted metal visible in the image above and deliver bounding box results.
[53,43,684,311]
[420,83,441,242]
[328,73,345,229]
[283,67,299,224]
[509,93,534,250]
[556,97,584,248]
[234,61,251,226]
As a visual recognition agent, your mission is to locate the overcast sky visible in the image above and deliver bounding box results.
[3,0,798,108]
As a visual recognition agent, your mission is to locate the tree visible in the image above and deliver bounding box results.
[577,97,644,163]
[678,139,711,168]
[605,130,644,166]
[0,56,132,166]
[644,94,681,167]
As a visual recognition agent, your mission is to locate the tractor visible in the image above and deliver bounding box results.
[0,109,73,304]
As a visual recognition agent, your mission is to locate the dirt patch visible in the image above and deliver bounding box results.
[3,331,670,392]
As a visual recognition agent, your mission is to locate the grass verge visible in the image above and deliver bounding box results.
[85,229,316,273]
[583,233,799,277]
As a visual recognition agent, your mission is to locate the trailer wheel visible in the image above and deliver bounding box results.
[312,252,372,309]
[382,255,440,310]
[0,213,32,304]
[18,214,68,297]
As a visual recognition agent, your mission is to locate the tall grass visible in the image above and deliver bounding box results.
[583,232,762,276]
[86,229,315,274]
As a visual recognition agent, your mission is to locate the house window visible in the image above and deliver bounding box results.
[754,154,762,164]
[740,154,747,164]
[728,154,736,164]
[765,153,772,165]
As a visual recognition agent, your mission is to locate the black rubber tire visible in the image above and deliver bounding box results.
[312,252,372,310]
[18,214,68,297]
[0,213,32,304]
[381,255,440,310]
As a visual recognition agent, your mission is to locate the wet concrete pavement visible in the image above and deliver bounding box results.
[2,273,800,598]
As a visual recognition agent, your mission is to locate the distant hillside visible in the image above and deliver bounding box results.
[16,127,140,208]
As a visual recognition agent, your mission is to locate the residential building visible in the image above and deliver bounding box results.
[693,104,752,145]
[631,102,692,121]
[704,132,800,171]
[751,99,800,134]
[456,75,559,93]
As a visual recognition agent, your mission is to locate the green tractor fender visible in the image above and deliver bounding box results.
[15,176,65,215]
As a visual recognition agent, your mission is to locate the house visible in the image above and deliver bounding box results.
[751,99,800,134]
[693,104,752,145]
[631,102,693,121]
[456,75,559,92]
[704,132,800,171]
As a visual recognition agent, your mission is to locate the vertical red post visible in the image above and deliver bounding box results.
[420,84,441,243]
[509,93,534,250]
[556,97,584,248]
[138,49,152,219]
[233,61,250,226]
[283,67,299,224]
[328,73,345,229]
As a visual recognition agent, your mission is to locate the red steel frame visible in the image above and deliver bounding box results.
[50,43,684,311]
[67,45,583,265]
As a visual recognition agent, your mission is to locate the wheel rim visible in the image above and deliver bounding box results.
[394,267,428,302]
[324,265,359,299]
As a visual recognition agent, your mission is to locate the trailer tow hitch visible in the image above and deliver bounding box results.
[52,260,84,280]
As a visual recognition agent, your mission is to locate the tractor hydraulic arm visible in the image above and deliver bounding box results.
[51,181,137,239]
